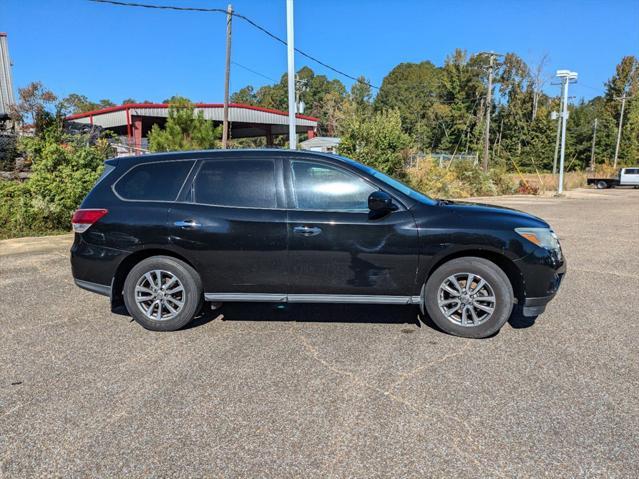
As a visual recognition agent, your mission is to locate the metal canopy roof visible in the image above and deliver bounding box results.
[66,103,318,138]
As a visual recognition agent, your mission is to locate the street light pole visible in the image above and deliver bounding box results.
[556,70,578,195]
[286,0,296,149]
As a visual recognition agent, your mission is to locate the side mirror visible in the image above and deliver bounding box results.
[368,190,397,213]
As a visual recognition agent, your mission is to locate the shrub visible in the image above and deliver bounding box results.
[338,109,412,176]
[0,126,110,239]
[516,180,540,195]
[404,158,516,198]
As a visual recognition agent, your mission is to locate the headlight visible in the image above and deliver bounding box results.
[515,227,560,250]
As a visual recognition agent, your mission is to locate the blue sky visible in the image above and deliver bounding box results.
[2,0,638,105]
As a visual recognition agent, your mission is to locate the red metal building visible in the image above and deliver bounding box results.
[66,102,318,151]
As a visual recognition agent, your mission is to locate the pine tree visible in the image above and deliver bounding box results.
[148,97,220,152]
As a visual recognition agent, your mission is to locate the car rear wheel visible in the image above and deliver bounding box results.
[123,256,202,331]
[596,180,608,189]
[423,257,514,338]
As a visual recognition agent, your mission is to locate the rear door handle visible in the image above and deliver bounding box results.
[174,219,201,229]
[293,225,322,237]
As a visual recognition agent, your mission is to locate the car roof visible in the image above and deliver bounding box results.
[107,149,348,167]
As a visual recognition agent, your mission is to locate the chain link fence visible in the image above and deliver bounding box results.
[406,152,479,169]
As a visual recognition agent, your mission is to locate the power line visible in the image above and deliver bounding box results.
[88,0,380,90]
[577,83,604,93]
[231,61,278,83]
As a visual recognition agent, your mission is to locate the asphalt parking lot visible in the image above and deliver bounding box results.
[1,188,638,477]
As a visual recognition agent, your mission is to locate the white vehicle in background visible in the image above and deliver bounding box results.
[587,167,639,189]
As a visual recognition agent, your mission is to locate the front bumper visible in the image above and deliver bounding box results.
[515,247,566,317]
[522,294,556,317]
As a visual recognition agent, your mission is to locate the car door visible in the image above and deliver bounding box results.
[285,158,419,301]
[167,156,288,299]
[622,168,639,185]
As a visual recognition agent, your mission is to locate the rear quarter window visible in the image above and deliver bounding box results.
[114,160,194,201]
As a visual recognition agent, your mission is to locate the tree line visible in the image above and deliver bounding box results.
[231,51,638,171]
[10,50,638,174]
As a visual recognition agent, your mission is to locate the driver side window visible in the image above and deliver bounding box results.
[291,161,377,211]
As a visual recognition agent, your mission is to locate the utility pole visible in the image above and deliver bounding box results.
[295,74,307,115]
[483,54,495,172]
[221,4,233,149]
[613,95,630,168]
[294,74,306,146]
[556,70,578,195]
[478,52,502,172]
[590,118,598,171]
[286,0,296,149]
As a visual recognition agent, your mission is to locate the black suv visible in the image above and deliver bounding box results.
[71,149,565,338]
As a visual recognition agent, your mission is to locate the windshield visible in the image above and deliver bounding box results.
[338,156,437,206]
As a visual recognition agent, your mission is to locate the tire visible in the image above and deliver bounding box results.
[596,181,608,189]
[423,257,514,339]
[123,256,203,331]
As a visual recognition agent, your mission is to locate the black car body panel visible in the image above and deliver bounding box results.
[286,208,419,296]
[167,203,289,294]
[71,149,566,318]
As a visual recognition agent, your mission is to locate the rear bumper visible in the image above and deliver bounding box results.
[70,234,128,296]
[74,279,111,297]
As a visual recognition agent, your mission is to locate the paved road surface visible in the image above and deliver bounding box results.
[1,188,638,477]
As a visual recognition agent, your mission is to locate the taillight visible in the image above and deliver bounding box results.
[72,209,108,233]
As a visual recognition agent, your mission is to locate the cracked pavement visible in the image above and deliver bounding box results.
[1,188,638,477]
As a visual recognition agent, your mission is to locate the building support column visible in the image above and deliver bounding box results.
[132,116,143,155]
[125,108,132,152]
[266,126,274,147]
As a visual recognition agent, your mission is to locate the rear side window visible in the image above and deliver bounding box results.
[624,168,639,174]
[193,159,277,208]
[114,161,194,201]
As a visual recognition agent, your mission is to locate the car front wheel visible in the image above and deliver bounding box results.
[123,256,203,331]
[423,257,514,338]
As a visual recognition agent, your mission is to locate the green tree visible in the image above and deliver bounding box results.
[338,109,412,176]
[604,55,639,164]
[231,66,348,136]
[230,86,258,105]
[61,94,116,114]
[495,53,533,164]
[9,82,58,132]
[374,61,441,142]
[349,76,373,117]
[433,50,486,153]
[148,97,220,152]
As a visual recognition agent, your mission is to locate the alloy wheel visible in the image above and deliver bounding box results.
[437,272,496,327]
[135,270,185,321]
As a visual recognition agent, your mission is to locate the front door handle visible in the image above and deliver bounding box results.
[174,219,201,229]
[293,225,322,237]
